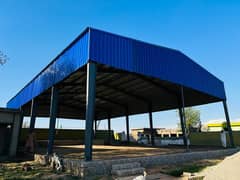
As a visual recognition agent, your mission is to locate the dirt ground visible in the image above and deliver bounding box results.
[36,145,222,160]
[199,151,240,180]
[0,145,228,179]
[0,157,223,180]
[145,158,223,179]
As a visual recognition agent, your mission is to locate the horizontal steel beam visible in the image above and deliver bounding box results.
[99,83,150,104]
[136,75,179,97]
[96,95,126,109]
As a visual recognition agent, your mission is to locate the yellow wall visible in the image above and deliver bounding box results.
[20,128,113,143]
[207,122,240,132]
[190,131,240,147]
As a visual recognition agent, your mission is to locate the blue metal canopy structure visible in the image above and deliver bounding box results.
[6,27,234,160]
[7,27,225,111]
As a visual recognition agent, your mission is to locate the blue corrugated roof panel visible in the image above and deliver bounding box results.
[7,29,90,109]
[89,28,225,100]
[7,27,225,109]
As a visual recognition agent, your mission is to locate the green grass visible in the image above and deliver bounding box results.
[165,164,205,177]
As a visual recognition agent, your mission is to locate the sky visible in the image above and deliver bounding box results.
[0,0,240,132]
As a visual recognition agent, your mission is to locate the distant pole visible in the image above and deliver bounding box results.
[179,107,187,146]
[84,62,97,161]
[126,108,130,143]
[56,118,59,129]
[180,86,189,151]
[108,114,112,144]
[148,103,155,146]
[94,120,97,139]
[223,100,234,147]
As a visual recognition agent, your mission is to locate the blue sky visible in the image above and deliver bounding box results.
[0,1,239,132]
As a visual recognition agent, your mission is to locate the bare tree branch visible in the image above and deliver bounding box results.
[0,51,9,65]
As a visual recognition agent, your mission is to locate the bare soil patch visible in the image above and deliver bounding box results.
[36,145,222,160]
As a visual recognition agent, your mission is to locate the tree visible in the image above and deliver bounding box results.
[178,107,201,132]
[0,51,9,65]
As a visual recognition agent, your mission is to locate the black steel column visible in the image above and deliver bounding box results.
[47,86,58,155]
[126,109,130,143]
[180,86,189,150]
[179,107,187,146]
[108,114,111,144]
[17,108,24,148]
[29,99,37,132]
[148,104,155,146]
[223,100,234,147]
[84,62,97,161]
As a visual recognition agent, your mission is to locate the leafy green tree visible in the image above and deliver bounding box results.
[178,107,201,132]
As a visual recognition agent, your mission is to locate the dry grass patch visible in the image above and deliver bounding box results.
[0,161,78,180]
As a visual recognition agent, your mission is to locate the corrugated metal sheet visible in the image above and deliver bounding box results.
[89,28,225,100]
[7,27,225,109]
[7,29,90,109]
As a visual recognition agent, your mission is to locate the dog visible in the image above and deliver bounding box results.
[50,153,64,172]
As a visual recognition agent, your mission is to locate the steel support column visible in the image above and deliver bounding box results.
[180,86,189,150]
[223,100,234,147]
[29,99,37,132]
[84,62,97,161]
[17,108,24,149]
[47,86,58,155]
[108,114,111,144]
[148,104,155,146]
[126,109,130,143]
[178,107,187,146]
